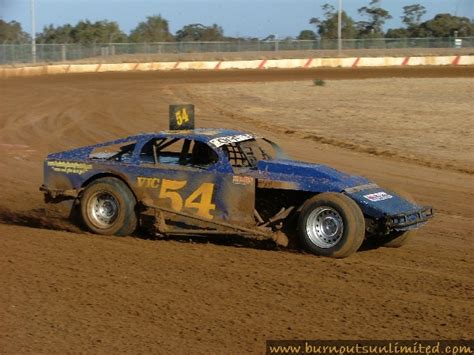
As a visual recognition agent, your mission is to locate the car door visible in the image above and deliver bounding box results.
[130,137,255,226]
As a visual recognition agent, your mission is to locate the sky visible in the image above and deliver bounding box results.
[0,0,473,38]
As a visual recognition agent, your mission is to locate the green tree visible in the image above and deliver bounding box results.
[402,4,427,28]
[37,24,73,43]
[385,28,409,38]
[297,30,317,40]
[175,23,224,41]
[357,0,392,37]
[309,3,357,39]
[71,20,127,43]
[415,14,474,37]
[385,4,426,38]
[129,15,173,42]
[0,20,30,43]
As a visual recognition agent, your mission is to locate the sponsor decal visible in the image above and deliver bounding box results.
[257,179,298,189]
[47,161,92,175]
[209,134,255,147]
[232,176,253,185]
[137,177,161,188]
[364,191,393,202]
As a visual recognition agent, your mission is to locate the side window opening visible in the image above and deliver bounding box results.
[190,141,218,167]
[155,138,184,164]
[140,138,218,167]
[140,138,162,164]
[140,138,185,165]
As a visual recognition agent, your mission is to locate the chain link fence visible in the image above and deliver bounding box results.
[1,37,473,65]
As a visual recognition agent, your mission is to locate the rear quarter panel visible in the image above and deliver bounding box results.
[43,159,256,225]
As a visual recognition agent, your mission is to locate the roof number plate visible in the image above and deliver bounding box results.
[169,104,195,130]
[209,134,255,147]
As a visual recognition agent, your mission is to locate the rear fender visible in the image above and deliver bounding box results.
[42,160,135,202]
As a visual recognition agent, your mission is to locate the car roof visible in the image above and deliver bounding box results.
[135,128,253,144]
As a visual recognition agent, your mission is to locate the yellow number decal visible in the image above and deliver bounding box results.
[155,179,215,219]
[184,183,216,219]
[159,179,187,211]
[175,108,189,126]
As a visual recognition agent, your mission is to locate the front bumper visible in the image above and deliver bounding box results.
[386,206,434,231]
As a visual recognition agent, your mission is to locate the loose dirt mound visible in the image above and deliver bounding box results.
[0,67,473,353]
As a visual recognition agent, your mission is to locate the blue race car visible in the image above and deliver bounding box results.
[40,106,432,258]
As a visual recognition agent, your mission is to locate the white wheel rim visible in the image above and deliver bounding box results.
[306,206,344,248]
[87,191,119,229]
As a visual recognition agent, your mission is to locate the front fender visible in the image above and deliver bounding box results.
[344,184,421,218]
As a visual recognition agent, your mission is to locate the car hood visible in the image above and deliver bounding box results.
[254,159,370,192]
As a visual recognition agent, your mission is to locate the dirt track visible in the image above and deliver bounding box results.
[0,67,473,353]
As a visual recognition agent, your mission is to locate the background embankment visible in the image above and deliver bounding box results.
[1,54,473,78]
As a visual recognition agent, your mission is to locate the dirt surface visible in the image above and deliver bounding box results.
[0,67,473,353]
[188,77,474,173]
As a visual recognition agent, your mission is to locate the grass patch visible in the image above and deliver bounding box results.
[313,79,326,86]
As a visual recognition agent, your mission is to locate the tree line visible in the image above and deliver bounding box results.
[0,15,226,44]
[299,0,473,40]
[1,1,473,44]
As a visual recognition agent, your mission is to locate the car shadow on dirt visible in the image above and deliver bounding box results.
[0,207,287,253]
[0,207,383,256]
[153,234,282,252]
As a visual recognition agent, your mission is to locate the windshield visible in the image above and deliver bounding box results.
[223,138,285,168]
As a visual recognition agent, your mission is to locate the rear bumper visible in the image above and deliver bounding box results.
[385,206,434,231]
[40,184,81,203]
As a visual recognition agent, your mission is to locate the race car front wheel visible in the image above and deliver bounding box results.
[297,192,365,258]
[80,177,137,236]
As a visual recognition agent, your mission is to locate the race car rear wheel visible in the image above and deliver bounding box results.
[80,177,137,236]
[379,188,417,248]
[298,192,365,258]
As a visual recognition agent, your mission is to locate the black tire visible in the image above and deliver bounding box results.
[297,192,365,258]
[379,188,417,248]
[80,177,137,236]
